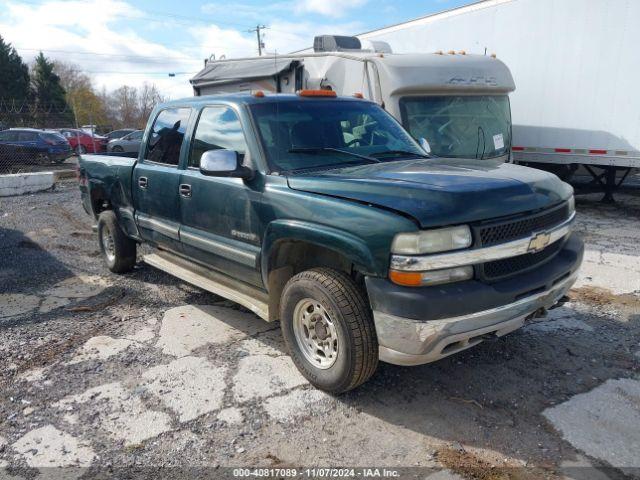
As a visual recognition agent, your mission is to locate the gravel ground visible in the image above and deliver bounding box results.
[0,180,638,480]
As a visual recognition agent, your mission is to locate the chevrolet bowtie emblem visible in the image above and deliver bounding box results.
[528,232,551,253]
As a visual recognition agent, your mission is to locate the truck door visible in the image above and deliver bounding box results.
[178,105,263,287]
[133,107,192,253]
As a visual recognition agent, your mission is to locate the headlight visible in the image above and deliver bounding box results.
[391,225,472,255]
[567,195,575,215]
[389,266,474,287]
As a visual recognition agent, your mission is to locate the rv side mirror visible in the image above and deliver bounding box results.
[200,149,253,179]
[419,137,431,154]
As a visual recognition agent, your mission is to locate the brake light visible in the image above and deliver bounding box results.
[297,89,337,98]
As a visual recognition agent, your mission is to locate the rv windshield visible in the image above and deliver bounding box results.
[249,99,426,173]
[399,95,511,160]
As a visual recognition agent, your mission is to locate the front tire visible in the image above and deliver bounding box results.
[280,268,378,394]
[97,211,137,273]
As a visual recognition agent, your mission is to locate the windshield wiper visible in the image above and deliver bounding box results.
[369,150,430,159]
[288,147,380,164]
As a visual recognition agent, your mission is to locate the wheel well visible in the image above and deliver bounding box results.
[266,240,363,321]
[90,188,112,217]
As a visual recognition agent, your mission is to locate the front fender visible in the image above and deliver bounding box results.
[260,219,379,286]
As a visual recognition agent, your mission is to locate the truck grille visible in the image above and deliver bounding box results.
[475,202,571,281]
[482,240,564,280]
[478,203,570,247]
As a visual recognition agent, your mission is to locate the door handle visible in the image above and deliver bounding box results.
[179,184,192,197]
[138,177,148,189]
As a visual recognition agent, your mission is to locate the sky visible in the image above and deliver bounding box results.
[0,0,473,99]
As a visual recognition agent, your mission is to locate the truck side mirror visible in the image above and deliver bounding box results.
[200,149,253,180]
[419,137,431,154]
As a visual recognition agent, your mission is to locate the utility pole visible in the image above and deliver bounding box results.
[249,25,267,56]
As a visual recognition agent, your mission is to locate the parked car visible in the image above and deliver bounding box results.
[107,130,143,153]
[105,129,136,141]
[79,92,583,393]
[59,128,108,154]
[0,128,72,165]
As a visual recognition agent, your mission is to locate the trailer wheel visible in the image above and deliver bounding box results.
[97,210,136,273]
[280,268,378,394]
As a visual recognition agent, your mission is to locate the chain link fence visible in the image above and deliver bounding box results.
[0,101,108,174]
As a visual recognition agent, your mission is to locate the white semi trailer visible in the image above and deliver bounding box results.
[190,36,516,162]
[355,0,639,201]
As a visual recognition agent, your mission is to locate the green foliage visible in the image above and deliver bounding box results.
[32,52,70,109]
[0,35,30,103]
[31,52,73,126]
[0,41,165,131]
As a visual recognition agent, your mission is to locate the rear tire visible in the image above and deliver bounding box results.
[97,210,136,273]
[280,268,378,394]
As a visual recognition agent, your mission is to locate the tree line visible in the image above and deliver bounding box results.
[0,35,166,132]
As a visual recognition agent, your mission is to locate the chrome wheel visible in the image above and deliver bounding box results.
[101,226,116,263]
[293,298,339,369]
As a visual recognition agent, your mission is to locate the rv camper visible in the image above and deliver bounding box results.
[190,35,516,162]
[355,0,639,201]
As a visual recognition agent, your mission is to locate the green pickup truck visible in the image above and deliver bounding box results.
[79,91,583,393]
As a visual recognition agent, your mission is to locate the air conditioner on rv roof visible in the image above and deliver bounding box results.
[313,35,362,52]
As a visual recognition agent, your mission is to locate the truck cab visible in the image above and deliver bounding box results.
[79,91,582,393]
[190,35,515,162]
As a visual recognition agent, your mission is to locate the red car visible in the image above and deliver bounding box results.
[59,128,108,154]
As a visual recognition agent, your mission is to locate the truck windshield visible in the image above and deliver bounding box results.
[399,95,511,160]
[249,100,426,173]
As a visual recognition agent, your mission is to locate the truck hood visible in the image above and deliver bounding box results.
[286,158,572,228]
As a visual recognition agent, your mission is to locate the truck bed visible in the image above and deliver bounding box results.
[79,153,137,223]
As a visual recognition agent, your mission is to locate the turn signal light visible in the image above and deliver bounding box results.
[389,266,474,287]
[253,90,265,98]
[353,93,364,99]
[297,90,337,98]
[389,270,423,287]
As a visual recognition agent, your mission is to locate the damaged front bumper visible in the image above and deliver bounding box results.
[366,233,583,366]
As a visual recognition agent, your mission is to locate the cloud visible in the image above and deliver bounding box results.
[294,0,369,18]
[0,0,212,98]
[0,0,367,100]
[202,0,369,19]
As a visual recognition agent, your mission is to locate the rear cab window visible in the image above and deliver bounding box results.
[145,108,192,166]
[189,106,248,168]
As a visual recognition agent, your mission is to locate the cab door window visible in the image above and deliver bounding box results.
[189,106,247,168]
[145,108,191,166]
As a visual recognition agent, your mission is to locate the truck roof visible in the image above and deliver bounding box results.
[160,92,375,108]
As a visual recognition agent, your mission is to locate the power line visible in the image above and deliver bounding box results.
[15,47,196,62]
[82,71,193,76]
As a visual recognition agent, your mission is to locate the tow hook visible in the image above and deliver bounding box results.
[549,295,570,309]
[480,332,499,342]
[526,307,548,321]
